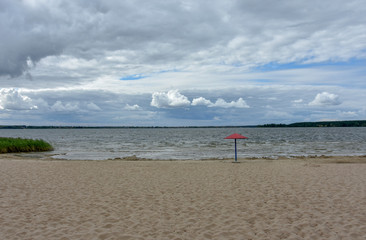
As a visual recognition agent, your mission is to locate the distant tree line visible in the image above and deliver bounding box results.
[258,120,366,128]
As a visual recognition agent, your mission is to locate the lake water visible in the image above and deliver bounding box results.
[1,127,366,160]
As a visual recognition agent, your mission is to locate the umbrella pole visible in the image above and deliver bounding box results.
[234,139,237,162]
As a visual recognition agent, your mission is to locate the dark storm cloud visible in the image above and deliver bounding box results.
[0,0,227,76]
[2,0,366,77]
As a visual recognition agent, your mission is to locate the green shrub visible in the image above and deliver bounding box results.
[0,137,53,153]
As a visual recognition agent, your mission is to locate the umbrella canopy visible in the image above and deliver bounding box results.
[225,133,248,162]
[225,133,248,139]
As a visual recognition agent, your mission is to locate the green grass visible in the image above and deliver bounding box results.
[0,137,54,153]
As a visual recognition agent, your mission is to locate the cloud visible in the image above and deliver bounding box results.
[151,92,250,109]
[124,104,141,110]
[2,0,366,78]
[0,85,364,126]
[51,101,101,112]
[151,90,191,108]
[86,102,102,111]
[0,1,64,77]
[192,97,249,108]
[51,101,80,112]
[191,97,213,106]
[292,99,303,103]
[213,98,249,108]
[1,1,366,126]
[337,110,358,118]
[309,92,341,106]
[0,88,38,110]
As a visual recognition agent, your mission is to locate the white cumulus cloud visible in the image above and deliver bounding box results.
[0,88,38,110]
[214,98,249,108]
[151,90,191,108]
[192,97,249,108]
[191,97,213,106]
[309,92,341,106]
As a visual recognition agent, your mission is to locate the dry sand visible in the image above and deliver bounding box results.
[1,155,366,240]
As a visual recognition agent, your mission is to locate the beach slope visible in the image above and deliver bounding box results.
[1,156,366,239]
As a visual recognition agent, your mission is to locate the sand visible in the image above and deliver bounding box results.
[1,155,366,240]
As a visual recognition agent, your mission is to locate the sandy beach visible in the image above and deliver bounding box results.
[1,155,366,240]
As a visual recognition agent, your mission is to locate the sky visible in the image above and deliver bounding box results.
[1,0,366,126]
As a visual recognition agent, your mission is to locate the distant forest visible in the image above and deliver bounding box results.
[258,120,366,128]
[1,120,366,129]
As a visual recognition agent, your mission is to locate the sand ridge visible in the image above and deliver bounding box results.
[1,157,366,239]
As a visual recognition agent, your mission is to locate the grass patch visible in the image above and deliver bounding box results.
[0,137,54,153]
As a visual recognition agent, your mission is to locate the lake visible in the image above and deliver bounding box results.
[1,127,366,160]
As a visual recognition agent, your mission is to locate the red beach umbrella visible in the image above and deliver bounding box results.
[225,133,248,162]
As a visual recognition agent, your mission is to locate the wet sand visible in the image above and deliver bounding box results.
[1,155,366,239]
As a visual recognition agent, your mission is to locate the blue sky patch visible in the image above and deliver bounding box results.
[157,69,179,74]
[120,74,147,81]
[250,79,275,83]
[253,59,366,72]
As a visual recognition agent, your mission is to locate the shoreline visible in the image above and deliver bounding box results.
[1,155,366,239]
[3,153,366,163]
